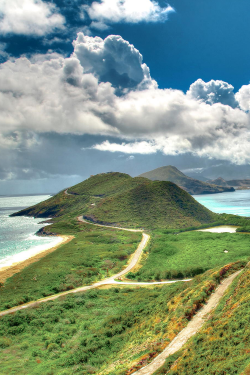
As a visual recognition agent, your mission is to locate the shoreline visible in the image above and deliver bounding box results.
[0,235,74,283]
[196,225,239,233]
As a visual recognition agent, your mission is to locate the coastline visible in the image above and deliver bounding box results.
[0,235,74,283]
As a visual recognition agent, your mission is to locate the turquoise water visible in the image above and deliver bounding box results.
[0,195,61,269]
[193,190,250,217]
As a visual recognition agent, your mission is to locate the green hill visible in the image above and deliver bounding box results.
[11,173,147,219]
[139,166,235,195]
[13,172,218,229]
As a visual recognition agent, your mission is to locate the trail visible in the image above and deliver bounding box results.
[132,269,242,375]
[64,189,71,196]
[0,215,191,318]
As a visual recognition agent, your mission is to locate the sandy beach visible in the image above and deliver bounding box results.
[0,235,74,283]
[196,225,239,233]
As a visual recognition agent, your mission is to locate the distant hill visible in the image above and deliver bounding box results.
[12,172,218,229]
[205,177,250,190]
[209,177,230,187]
[226,179,250,188]
[138,166,235,195]
[184,172,210,182]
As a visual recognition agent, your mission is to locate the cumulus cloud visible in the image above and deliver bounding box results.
[236,84,250,111]
[187,79,238,108]
[84,0,174,26]
[0,0,65,36]
[73,33,156,90]
[0,32,250,165]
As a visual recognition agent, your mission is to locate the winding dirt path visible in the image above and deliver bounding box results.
[0,216,192,318]
[132,269,242,375]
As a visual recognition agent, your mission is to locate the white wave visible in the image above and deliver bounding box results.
[0,236,64,270]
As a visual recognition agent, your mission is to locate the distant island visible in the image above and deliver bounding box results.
[138,165,235,195]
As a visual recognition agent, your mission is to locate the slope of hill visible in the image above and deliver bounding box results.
[12,172,218,229]
[154,265,250,375]
[226,178,250,187]
[139,166,235,195]
[11,173,146,219]
[209,177,230,187]
[86,180,218,229]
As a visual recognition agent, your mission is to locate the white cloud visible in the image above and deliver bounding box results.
[0,0,65,36]
[92,140,161,153]
[0,33,250,164]
[90,21,110,31]
[187,79,238,108]
[84,0,174,25]
[235,84,250,111]
[73,33,157,90]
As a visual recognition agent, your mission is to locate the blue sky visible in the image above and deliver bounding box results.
[1,0,250,194]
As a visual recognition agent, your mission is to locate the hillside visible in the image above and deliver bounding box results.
[155,265,250,375]
[138,166,235,195]
[209,177,230,187]
[226,178,250,188]
[11,173,146,219]
[12,172,218,229]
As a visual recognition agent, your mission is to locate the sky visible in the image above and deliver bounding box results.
[1,0,250,194]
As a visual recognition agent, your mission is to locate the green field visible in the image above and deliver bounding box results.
[127,231,250,281]
[154,265,250,375]
[0,263,242,375]
[3,172,250,374]
[0,221,141,311]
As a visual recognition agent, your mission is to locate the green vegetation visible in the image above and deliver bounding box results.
[12,172,218,229]
[139,165,235,194]
[5,172,250,374]
[0,221,141,311]
[11,190,90,219]
[0,263,243,375]
[86,179,218,229]
[154,265,250,375]
[127,231,250,280]
[68,172,147,197]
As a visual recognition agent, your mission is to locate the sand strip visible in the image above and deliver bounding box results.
[0,235,74,283]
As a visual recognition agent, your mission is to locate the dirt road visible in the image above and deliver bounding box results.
[132,269,242,375]
[0,216,193,318]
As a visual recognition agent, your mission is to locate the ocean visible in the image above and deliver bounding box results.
[0,195,62,270]
[193,189,250,217]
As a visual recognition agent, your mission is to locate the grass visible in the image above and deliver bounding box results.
[0,221,141,311]
[127,231,250,281]
[0,262,243,375]
[68,172,147,197]
[12,173,218,229]
[86,180,218,229]
[154,265,250,375]
[5,172,250,373]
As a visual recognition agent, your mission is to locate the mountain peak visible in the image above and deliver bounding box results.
[138,166,235,195]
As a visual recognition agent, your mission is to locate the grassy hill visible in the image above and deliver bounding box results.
[12,172,218,230]
[0,263,243,375]
[139,166,235,195]
[154,265,250,375]
[86,180,218,229]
